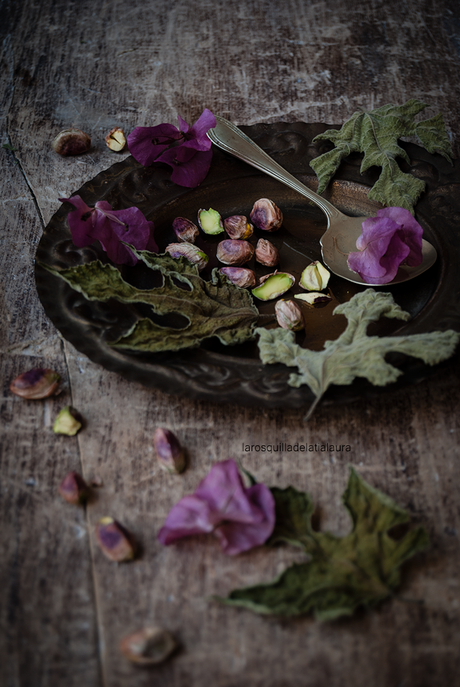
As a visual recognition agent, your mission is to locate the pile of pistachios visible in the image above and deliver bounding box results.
[166,198,332,332]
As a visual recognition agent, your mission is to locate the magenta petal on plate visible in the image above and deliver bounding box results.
[60,195,96,247]
[157,146,213,187]
[127,123,181,166]
[181,108,216,152]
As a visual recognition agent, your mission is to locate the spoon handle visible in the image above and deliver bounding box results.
[207,116,340,220]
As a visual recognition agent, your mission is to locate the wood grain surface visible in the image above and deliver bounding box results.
[1,1,460,686]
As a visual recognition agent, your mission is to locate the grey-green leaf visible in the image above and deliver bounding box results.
[219,468,429,619]
[310,100,453,213]
[256,289,459,420]
[42,251,259,353]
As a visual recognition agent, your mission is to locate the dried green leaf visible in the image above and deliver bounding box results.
[42,249,258,352]
[256,289,459,420]
[218,468,429,620]
[310,100,453,213]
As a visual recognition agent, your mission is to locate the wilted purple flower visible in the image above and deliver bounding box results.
[158,459,275,556]
[60,195,157,266]
[127,109,216,188]
[347,207,423,284]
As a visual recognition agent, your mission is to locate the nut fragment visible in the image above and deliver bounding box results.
[255,238,279,266]
[52,128,91,156]
[252,272,295,301]
[120,627,177,665]
[58,471,89,505]
[295,292,332,306]
[10,368,60,400]
[105,127,126,152]
[275,299,304,331]
[250,198,283,232]
[172,217,199,243]
[197,208,224,235]
[216,239,254,265]
[219,266,256,288]
[95,517,136,562]
[53,406,83,436]
[165,242,208,270]
[300,261,330,291]
[223,215,253,240]
[154,428,186,474]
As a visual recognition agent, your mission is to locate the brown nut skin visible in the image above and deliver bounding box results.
[255,238,279,266]
[95,517,136,562]
[172,217,199,243]
[154,428,186,474]
[223,215,253,240]
[250,198,283,232]
[216,239,254,266]
[219,267,256,288]
[120,627,177,665]
[58,471,89,505]
[10,368,60,400]
[52,128,91,156]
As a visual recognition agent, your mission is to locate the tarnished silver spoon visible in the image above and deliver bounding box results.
[207,116,437,286]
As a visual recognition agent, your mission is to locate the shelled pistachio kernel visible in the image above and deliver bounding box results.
[105,127,127,152]
[58,471,89,505]
[154,428,186,474]
[10,368,60,399]
[53,406,83,436]
[197,208,224,235]
[95,517,136,562]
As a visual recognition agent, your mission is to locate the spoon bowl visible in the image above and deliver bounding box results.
[207,116,437,286]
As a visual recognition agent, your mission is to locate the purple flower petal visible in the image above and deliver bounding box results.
[181,108,216,152]
[347,207,423,284]
[61,195,156,265]
[157,146,213,187]
[127,123,181,166]
[157,459,275,555]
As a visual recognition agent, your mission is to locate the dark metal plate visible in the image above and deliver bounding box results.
[35,122,460,409]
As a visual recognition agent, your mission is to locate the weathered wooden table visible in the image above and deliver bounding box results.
[2,1,460,685]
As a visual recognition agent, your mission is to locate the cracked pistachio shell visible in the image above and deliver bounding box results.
[120,627,177,665]
[251,272,295,300]
[10,368,60,399]
[216,239,254,265]
[53,406,83,436]
[95,517,136,562]
[165,242,208,270]
[250,198,283,232]
[197,208,224,235]
[172,217,199,243]
[295,292,332,306]
[255,238,279,266]
[105,127,127,152]
[58,471,89,505]
[275,299,304,331]
[300,261,330,291]
[223,215,253,240]
[52,128,91,156]
[154,428,186,474]
[219,266,256,288]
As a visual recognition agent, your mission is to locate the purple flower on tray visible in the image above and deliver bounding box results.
[158,459,275,555]
[347,207,423,284]
[60,195,157,266]
[127,108,216,188]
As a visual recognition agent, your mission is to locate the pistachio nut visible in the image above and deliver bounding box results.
[10,368,60,400]
[300,261,330,291]
[172,217,199,243]
[223,215,253,240]
[255,238,279,266]
[52,128,91,156]
[120,627,177,665]
[58,471,89,505]
[95,517,136,562]
[294,291,332,306]
[219,266,256,288]
[197,208,224,235]
[251,272,295,300]
[105,127,127,152]
[154,428,186,474]
[275,299,304,331]
[53,406,83,436]
[250,198,283,232]
[216,239,254,265]
[165,242,208,270]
